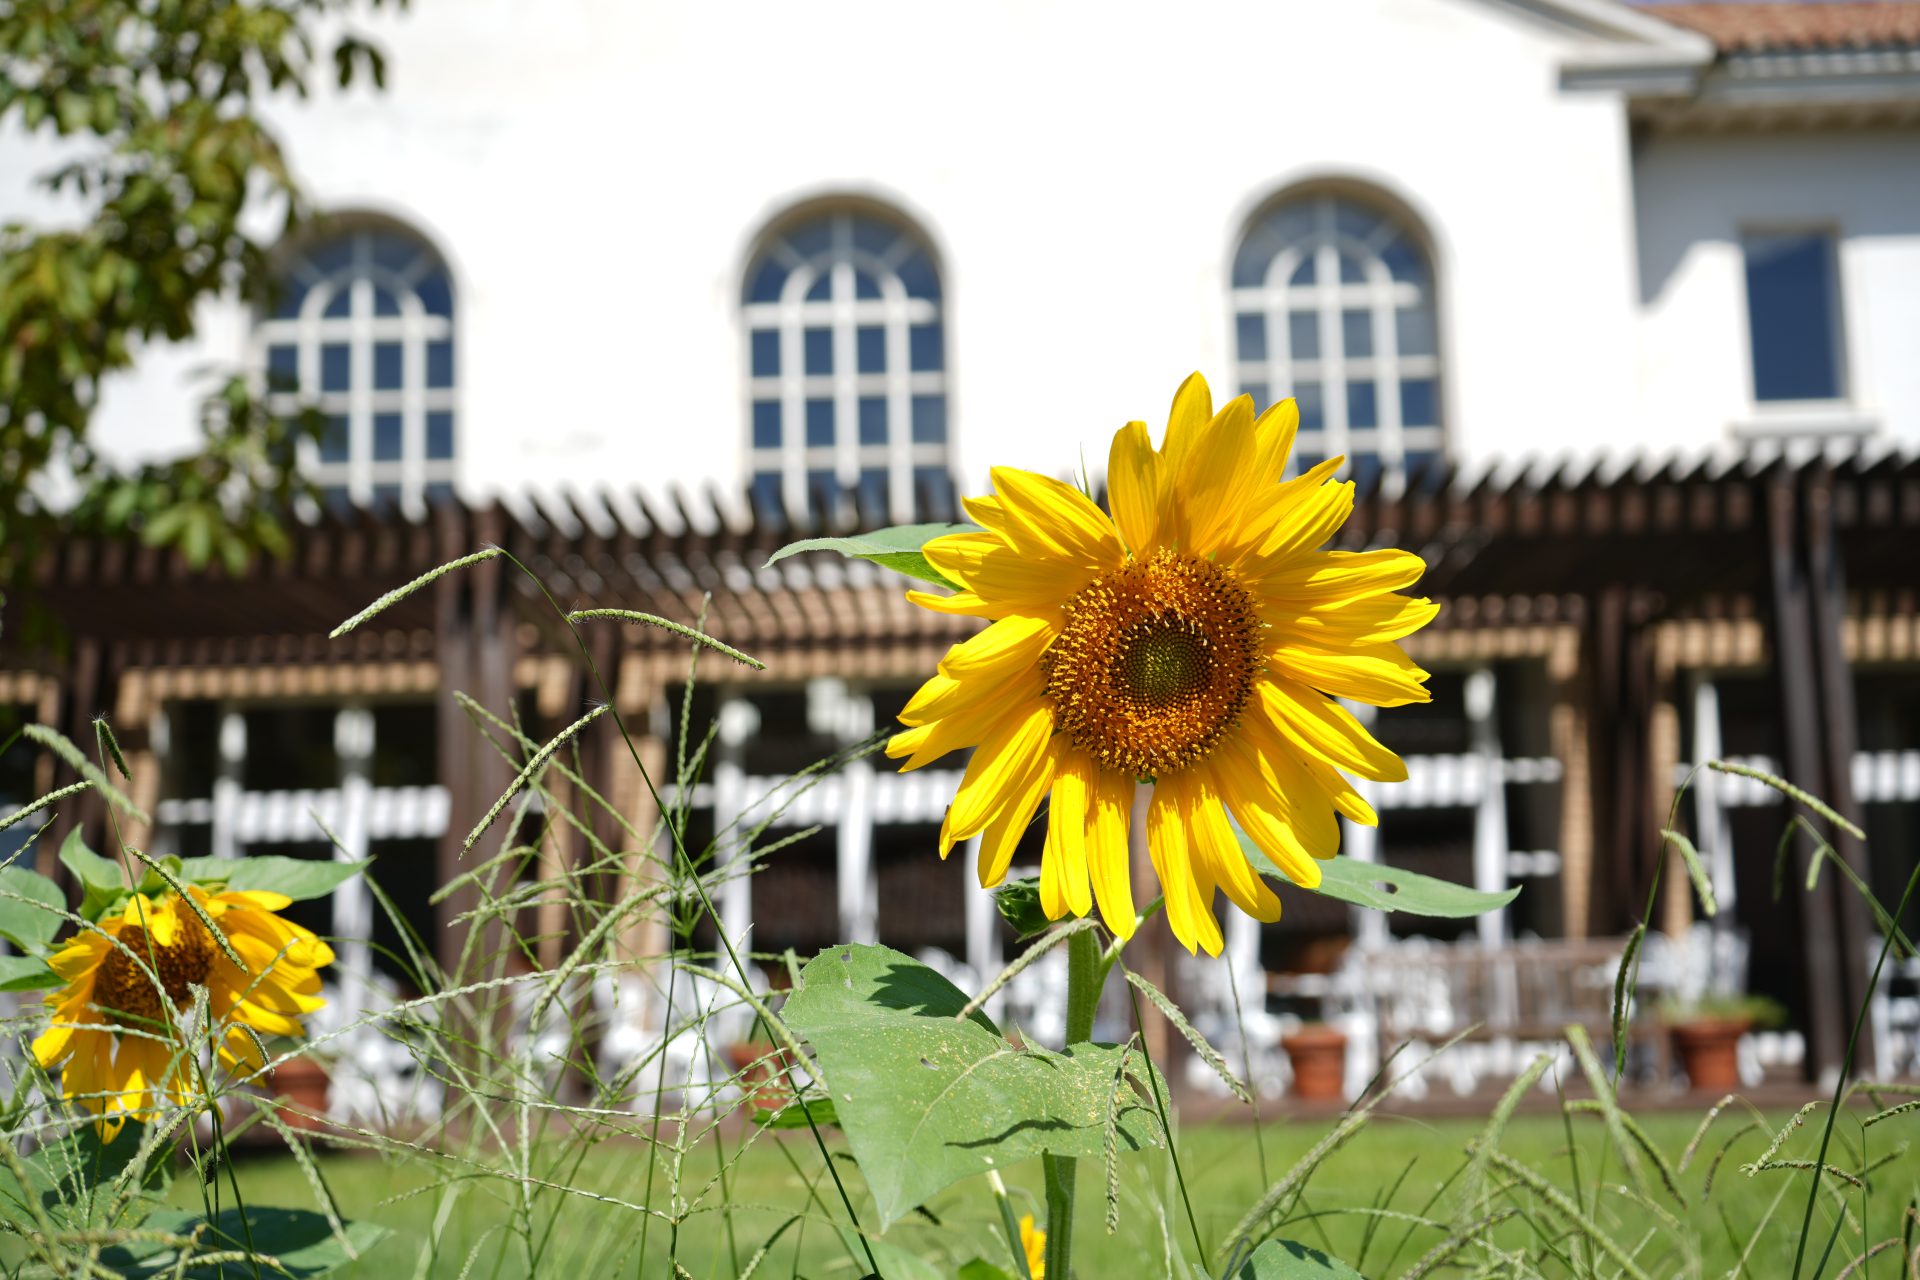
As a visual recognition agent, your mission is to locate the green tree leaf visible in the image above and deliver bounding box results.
[1235,1239,1367,1279]
[781,943,1163,1230]
[177,855,369,902]
[0,953,62,991]
[764,523,977,590]
[1245,843,1520,918]
[0,864,64,951]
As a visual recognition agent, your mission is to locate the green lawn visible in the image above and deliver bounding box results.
[169,1104,1905,1278]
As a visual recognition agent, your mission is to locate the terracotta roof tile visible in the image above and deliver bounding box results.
[1644,2,1920,53]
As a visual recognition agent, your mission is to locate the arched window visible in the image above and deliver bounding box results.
[1231,192,1441,492]
[741,208,950,522]
[255,223,456,512]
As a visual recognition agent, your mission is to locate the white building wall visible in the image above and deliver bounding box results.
[1634,130,1920,449]
[15,1,1908,506]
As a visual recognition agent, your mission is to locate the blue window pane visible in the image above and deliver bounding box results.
[909,323,943,372]
[898,250,939,300]
[804,328,833,375]
[321,344,351,392]
[1232,224,1281,287]
[1401,378,1438,427]
[272,279,308,319]
[1746,233,1841,401]
[1289,256,1316,286]
[751,329,780,377]
[805,398,835,447]
[806,468,837,506]
[323,287,352,319]
[1396,306,1435,357]
[1293,452,1323,476]
[1289,311,1319,361]
[857,468,889,514]
[789,221,832,258]
[851,218,895,256]
[911,395,946,444]
[417,271,452,318]
[320,416,350,463]
[373,342,403,391]
[1235,313,1266,363]
[1382,237,1428,286]
[1339,252,1364,284]
[751,401,781,449]
[426,340,453,389]
[426,411,455,459]
[308,239,353,276]
[913,466,955,513]
[1347,453,1383,493]
[745,258,788,304]
[750,471,783,516]
[804,272,832,302]
[373,286,400,317]
[1348,380,1378,429]
[370,483,403,511]
[857,326,885,373]
[858,397,887,445]
[321,485,352,512]
[373,413,403,462]
[854,270,881,300]
[266,344,298,389]
[1335,202,1381,242]
[1295,381,1324,431]
[424,481,455,505]
[1404,449,1440,480]
[370,234,417,274]
[1342,310,1373,359]
[1241,382,1270,411]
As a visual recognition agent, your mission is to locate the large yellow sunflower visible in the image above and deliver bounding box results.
[33,885,334,1132]
[888,373,1436,955]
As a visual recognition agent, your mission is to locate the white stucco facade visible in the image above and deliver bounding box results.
[9,0,1918,509]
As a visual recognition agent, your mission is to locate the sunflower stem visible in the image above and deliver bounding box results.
[1042,927,1106,1278]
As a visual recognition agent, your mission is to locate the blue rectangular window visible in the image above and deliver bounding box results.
[1341,310,1373,359]
[807,468,837,506]
[426,340,454,390]
[373,343,403,391]
[858,397,888,445]
[320,415,350,463]
[1401,378,1438,427]
[321,344,352,393]
[911,396,946,444]
[1241,382,1269,412]
[750,329,780,377]
[749,471,783,516]
[267,345,299,390]
[426,411,455,460]
[913,467,955,513]
[1745,232,1842,401]
[908,323,943,372]
[751,401,781,449]
[805,398,835,447]
[370,483,403,511]
[1295,381,1324,432]
[857,468,889,514]
[1235,313,1266,363]
[857,326,886,373]
[373,413,403,461]
[1348,380,1378,429]
[1289,312,1319,361]
[804,328,833,375]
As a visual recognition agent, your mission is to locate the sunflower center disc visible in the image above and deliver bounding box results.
[97,919,217,1030]
[1042,549,1263,778]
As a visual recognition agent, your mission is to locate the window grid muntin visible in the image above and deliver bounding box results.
[743,212,948,520]
[254,230,456,513]
[1232,195,1441,494]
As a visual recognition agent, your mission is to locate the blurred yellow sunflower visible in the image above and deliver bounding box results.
[889,373,1436,955]
[32,885,334,1132]
[1020,1213,1047,1277]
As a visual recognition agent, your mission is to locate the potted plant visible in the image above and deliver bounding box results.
[267,1052,334,1131]
[1661,994,1786,1092]
[725,1025,794,1110]
[1282,1022,1348,1101]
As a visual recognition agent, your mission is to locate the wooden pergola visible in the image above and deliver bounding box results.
[10,446,1918,1080]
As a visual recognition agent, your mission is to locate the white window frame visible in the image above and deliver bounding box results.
[253,228,457,517]
[742,211,949,522]
[1232,194,1443,496]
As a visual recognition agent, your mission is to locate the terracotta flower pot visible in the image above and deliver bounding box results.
[1670,1017,1751,1093]
[268,1055,332,1131]
[725,1041,794,1110]
[1282,1026,1348,1101]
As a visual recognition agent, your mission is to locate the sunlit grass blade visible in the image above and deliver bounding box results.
[331,547,503,637]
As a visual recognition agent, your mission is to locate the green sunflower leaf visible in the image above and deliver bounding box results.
[0,953,62,991]
[1245,843,1520,918]
[0,864,65,951]
[177,855,369,902]
[96,1206,390,1277]
[764,522,976,590]
[1235,1239,1367,1279]
[59,827,131,920]
[782,943,1164,1230]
